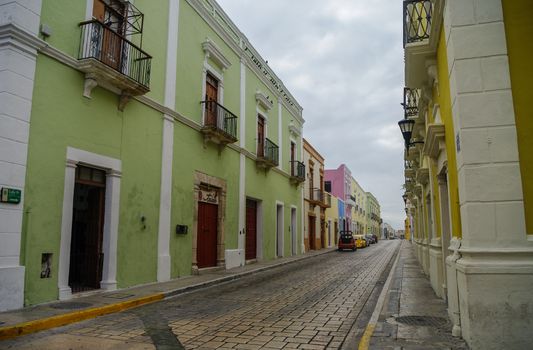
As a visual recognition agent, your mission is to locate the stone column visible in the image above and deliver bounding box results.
[444,0,533,348]
[0,0,42,311]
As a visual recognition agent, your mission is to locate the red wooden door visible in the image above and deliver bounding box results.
[197,202,218,268]
[245,200,257,260]
[257,116,265,157]
[205,74,218,126]
[309,216,316,250]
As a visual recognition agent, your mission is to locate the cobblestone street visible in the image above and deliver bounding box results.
[1,240,400,350]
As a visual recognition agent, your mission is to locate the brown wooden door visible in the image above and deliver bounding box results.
[290,142,296,175]
[69,166,105,293]
[257,116,265,157]
[245,200,257,260]
[205,74,218,126]
[197,202,218,268]
[93,0,125,71]
[309,216,316,250]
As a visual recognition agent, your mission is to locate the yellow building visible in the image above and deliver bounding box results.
[400,1,532,348]
[325,194,340,248]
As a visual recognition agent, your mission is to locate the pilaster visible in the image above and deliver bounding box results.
[0,0,42,311]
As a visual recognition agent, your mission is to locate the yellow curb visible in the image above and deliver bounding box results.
[0,293,164,341]
[358,323,376,350]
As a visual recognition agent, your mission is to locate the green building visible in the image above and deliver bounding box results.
[0,0,305,310]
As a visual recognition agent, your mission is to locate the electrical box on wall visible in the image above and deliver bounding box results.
[1,188,21,204]
[176,225,188,234]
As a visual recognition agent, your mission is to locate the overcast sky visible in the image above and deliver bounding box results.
[217,0,406,229]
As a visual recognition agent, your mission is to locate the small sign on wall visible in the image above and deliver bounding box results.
[1,188,21,204]
[199,189,218,205]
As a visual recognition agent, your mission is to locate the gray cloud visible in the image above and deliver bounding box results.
[218,0,406,229]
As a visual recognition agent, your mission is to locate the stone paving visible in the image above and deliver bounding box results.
[1,240,400,350]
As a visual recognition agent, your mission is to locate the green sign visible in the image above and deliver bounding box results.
[1,188,21,204]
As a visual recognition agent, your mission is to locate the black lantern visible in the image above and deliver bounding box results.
[398,118,424,151]
[398,118,415,148]
[402,193,408,204]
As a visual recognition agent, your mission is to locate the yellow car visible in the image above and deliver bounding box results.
[354,234,367,248]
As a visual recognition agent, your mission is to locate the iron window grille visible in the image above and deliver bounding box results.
[403,0,433,47]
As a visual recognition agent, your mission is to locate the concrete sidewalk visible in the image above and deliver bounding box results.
[366,240,469,350]
[0,248,335,341]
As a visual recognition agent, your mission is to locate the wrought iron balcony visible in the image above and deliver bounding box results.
[289,161,305,184]
[200,100,238,146]
[78,20,151,97]
[308,188,322,206]
[256,138,279,169]
[403,0,433,47]
[403,88,420,119]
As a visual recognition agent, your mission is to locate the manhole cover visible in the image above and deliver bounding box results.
[395,315,447,327]
[50,302,92,310]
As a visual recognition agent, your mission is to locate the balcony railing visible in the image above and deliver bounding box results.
[403,88,420,118]
[79,20,151,89]
[290,160,305,184]
[403,0,433,47]
[200,100,238,144]
[257,138,279,168]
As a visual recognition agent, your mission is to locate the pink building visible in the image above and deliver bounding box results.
[325,164,354,231]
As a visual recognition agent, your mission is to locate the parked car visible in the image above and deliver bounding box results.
[354,234,367,248]
[372,234,378,243]
[337,231,357,251]
[366,234,376,244]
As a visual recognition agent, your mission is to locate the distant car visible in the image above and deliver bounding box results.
[354,234,366,248]
[338,231,357,251]
[366,234,376,244]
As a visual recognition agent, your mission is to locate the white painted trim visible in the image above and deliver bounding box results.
[164,0,180,109]
[202,38,231,71]
[239,59,246,147]
[156,0,180,282]
[157,115,174,282]
[276,201,285,257]
[238,153,245,259]
[278,101,283,170]
[59,148,122,299]
[85,0,94,20]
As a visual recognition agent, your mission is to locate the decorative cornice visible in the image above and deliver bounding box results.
[185,0,304,124]
[423,123,446,159]
[202,38,231,71]
[0,23,46,56]
[416,167,429,185]
[289,123,302,137]
[255,90,273,111]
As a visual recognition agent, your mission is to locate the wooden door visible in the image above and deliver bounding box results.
[257,116,265,157]
[309,166,314,200]
[320,219,326,248]
[308,216,316,250]
[245,200,257,260]
[69,166,105,293]
[290,142,296,175]
[197,202,218,268]
[205,74,218,127]
[334,222,339,243]
[93,0,125,71]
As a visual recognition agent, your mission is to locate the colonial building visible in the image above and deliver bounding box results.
[365,192,381,236]
[303,139,331,251]
[325,164,353,231]
[0,0,305,311]
[399,0,532,348]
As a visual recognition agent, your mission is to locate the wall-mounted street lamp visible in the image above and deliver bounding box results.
[398,118,424,153]
[402,193,408,204]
